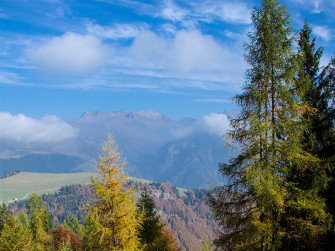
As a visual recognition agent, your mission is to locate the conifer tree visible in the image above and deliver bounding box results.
[85,133,142,250]
[323,54,335,232]
[0,212,32,250]
[18,210,29,229]
[0,203,10,235]
[277,20,335,250]
[70,216,84,237]
[27,192,53,250]
[136,189,181,251]
[63,218,71,230]
[201,235,212,251]
[296,21,335,248]
[136,189,163,248]
[208,0,328,249]
[82,215,101,251]
[296,20,335,160]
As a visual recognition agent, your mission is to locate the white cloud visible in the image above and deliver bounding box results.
[28,32,106,73]
[312,25,331,41]
[129,29,246,88]
[0,112,78,143]
[171,30,224,72]
[196,1,251,24]
[292,0,322,13]
[86,21,147,40]
[0,72,26,86]
[129,30,168,68]
[289,0,335,13]
[311,0,322,13]
[172,112,231,138]
[130,30,224,72]
[197,113,230,136]
[159,0,189,22]
[155,0,251,29]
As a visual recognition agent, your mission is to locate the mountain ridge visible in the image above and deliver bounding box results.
[0,109,232,188]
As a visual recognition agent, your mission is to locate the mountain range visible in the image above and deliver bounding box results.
[0,109,233,188]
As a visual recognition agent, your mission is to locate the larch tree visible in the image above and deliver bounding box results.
[208,0,328,250]
[27,192,53,251]
[201,235,212,251]
[0,213,32,251]
[70,216,84,238]
[85,133,142,251]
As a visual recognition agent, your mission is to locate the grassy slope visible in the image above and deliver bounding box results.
[0,172,187,203]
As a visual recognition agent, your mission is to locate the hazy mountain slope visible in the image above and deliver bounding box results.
[0,154,84,176]
[136,133,230,188]
[0,110,231,188]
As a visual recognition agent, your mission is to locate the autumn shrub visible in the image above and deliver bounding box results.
[50,225,83,251]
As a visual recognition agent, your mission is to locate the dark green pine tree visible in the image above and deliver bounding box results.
[136,189,164,250]
[283,20,335,250]
[208,1,328,250]
[316,54,335,246]
[297,20,335,160]
[281,21,330,250]
[323,55,335,231]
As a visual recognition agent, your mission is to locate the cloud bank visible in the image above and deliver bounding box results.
[198,1,251,24]
[197,113,230,136]
[28,32,106,73]
[129,29,246,87]
[0,112,78,143]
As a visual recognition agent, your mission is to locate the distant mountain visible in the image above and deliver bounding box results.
[0,110,232,188]
[135,133,230,188]
[0,154,84,177]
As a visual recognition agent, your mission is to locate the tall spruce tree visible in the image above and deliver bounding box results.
[283,20,335,250]
[297,20,335,161]
[323,55,335,235]
[208,1,328,250]
[136,189,181,251]
[136,189,164,249]
[297,21,335,248]
[85,133,142,250]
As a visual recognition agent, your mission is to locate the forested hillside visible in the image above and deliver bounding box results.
[10,182,217,251]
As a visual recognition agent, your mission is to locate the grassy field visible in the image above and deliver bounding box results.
[0,172,163,204]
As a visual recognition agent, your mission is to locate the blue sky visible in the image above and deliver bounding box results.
[0,0,334,121]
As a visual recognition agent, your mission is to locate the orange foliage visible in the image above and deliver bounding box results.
[50,225,83,251]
